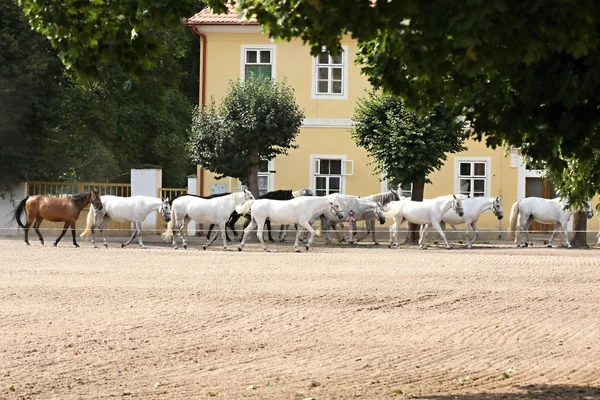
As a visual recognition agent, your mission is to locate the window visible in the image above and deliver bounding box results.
[456,159,490,197]
[241,45,276,79]
[312,156,353,196]
[257,159,273,197]
[312,46,348,99]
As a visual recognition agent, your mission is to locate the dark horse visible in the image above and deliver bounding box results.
[9,190,103,247]
[207,189,296,242]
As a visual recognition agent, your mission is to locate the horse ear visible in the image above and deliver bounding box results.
[453,194,457,199]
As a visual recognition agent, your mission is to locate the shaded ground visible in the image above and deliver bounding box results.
[1,238,599,399]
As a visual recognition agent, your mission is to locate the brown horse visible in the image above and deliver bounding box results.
[9,190,103,247]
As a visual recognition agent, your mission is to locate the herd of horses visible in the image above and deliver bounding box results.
[8,187,597,251]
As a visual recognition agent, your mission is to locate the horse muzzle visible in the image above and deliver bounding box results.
[497,214,504,220]
[458,211,464,217]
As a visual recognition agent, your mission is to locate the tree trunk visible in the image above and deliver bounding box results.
[404,177,425,245]
[246,147,260,199]
[570,211,589,248]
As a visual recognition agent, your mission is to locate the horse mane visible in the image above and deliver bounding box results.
[71,192,92,206]
[260,190,293,200]
[363,191,394,205]
[170,192,231,205]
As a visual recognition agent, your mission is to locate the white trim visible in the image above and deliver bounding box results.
[240,44,277,80]
[258,159,275,192]
[302,117,353,128]
[311,45,349,100]
[454,157,492,197]
[197,25,262,34]
[516,156,544,201]
[309,154,348,195]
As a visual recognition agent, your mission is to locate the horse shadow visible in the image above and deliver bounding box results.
[418,384,600,400]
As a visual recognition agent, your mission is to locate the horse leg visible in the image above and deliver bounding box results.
[266,219,275,242]
[137,222,146,249]
[70,221,80,248]
[180,217,191,249]
[293,225,304,251]
[33,216,44,245]
[53,222,69,247]
[419,224,430,249]
[562,221,572,248]
[203,221,222,250]
[279,224,287,242]
[238,218,258,251]
[228,213,242,241]
[100,218,109,248]
[369,218,380,245]
[255,220,270,252]
[468,222,479,248]
[523,216,535,247]
[23,214,36,245]
[451,222,464,245]
[546,222,561,247]
[388,222,396,248]
[431,220,452,249]
[299,221,316,252]
[122,222,139,248]
[219,222,229,250]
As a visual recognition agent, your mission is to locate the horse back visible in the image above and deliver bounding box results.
[28,195,82,222]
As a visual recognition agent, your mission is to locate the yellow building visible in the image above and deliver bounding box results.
[187,5,599,235]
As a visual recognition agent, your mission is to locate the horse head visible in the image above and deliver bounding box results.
[390,188,400,201]
[329,198,344,220]
[375,203,386,225]
[492,196,504,220]
[243,189,255,201]
[452,194,464,217]
[160,197,172,222]
[90,189,103,211]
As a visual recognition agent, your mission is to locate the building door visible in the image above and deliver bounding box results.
[525,177,557,233]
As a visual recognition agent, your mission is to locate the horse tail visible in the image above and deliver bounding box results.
[8,197,28,229]
[162,218,175,240]
[236,200,254,215]
[80,207,95,237]
[508,200,520,238]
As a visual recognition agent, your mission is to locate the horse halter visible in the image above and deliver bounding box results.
[330,202,342,217]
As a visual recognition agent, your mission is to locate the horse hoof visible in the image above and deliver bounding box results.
[373,242,380,246]
[295,249,301,253]
[93,245,98,249]
[202,245,207,250]
[433,241,439,245]
[74,244,80,248]
[238,247,242,252]
[279,239,285,243]
[458,241,464,244]
[547,244,552,248]
[52,242,57,247]
[104,244,108,249]
[305,246,310,251]
[183,244,187,250]
[25,241,30,246]
[446,246,452,250]
[141,246,147,249]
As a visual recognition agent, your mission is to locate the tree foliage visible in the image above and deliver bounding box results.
[352,91,468,190]
[18,0,204,79]
[188,74,304,196]
[1,0,198,191]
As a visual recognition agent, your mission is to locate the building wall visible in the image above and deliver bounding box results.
[196,27,600,234]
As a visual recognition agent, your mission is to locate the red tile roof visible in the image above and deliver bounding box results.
[188,3,259,25]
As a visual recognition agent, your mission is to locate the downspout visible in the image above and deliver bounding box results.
[188,23,207,198]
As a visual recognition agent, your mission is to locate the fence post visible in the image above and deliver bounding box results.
[187,174,198,236]
[131,168,162,231]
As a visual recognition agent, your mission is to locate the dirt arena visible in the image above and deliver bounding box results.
[1,236,600,400]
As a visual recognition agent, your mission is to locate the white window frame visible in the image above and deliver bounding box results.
[237,159,275,196]
[240,44,277,80]
[311,45,349,100]
[454,157,492,198]
[309,154,352,195]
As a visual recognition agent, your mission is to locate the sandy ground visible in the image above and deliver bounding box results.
[1,236,600,400]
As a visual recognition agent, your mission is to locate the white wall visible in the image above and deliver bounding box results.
[187,176,198,236]
[131,169,162,230]
[0,183,28,236]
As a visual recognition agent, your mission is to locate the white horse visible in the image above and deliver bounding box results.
[309,194,386,243]
[361,189,401,244]
[237,195,344,253]
[432,196,504,248]
[509,197,594,248]
[386,195,465,249]
[81,195,171,249]
[163,190,254,250]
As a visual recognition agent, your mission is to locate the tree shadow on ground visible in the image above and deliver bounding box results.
[419,384,600,399]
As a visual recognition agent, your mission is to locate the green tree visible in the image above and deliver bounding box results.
[0,0,71,191]
[188,74,304,197]
[352,91,467,243]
